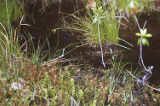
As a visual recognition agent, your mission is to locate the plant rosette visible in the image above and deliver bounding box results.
[136,28,152,46]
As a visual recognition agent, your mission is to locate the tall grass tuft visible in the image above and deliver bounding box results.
[0,0,25,70]
[64,0,120,46]
[0,0,24,28]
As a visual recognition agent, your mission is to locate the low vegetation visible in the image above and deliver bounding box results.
[0,0,160,105]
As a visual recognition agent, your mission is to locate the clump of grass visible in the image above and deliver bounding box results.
[63,0,155,46]
[62,0,119,46]
[0,0,24,28]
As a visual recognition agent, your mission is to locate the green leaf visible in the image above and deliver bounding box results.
[142,38,149,46]
[98,19,101,24]
[140,28,147,35]
[136,33,142,37]
[92,18,97,24]
[98,6,102,10]
[99,15,107,19]
[53,29,57,33]
[98,6,103,12]
[145,33,152,37]
[137,38,141,45]
[91,8,96,11]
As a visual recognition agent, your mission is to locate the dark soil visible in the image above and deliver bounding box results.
[22,1,115,68]
[22,1,160,86]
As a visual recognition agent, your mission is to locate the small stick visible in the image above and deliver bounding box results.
[126,70,160,92]
[50,48,65,62]
[134,14,141,30]
[98,22,106,68]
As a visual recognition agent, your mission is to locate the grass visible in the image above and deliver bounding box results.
[62,0,154,46]
[0,0,24,28]
[63,2,119,46]
[0,0,160,105]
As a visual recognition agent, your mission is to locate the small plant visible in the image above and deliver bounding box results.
[63,0,119,45]
[135,26,153,85]
[91,6,107,68]
[136,28,152,46]
[127,15,160,92]
[62,0,120,68]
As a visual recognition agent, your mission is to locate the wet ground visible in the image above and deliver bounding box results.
[22,2,160,85]
[22,1,115,68]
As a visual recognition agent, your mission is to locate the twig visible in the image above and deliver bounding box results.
[126,70,142,83]
[19,15,30,26]
[126,70,160,92]
[50,49,65,62]
[98,22,106,68]
[147,84,160,92]
[143,20,147,30]
[114,15,129,23]
[134,14,141,30]
[70,96,79,106]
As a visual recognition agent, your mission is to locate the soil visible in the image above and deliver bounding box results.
[22,1,115,68]
[22,2,160,85]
